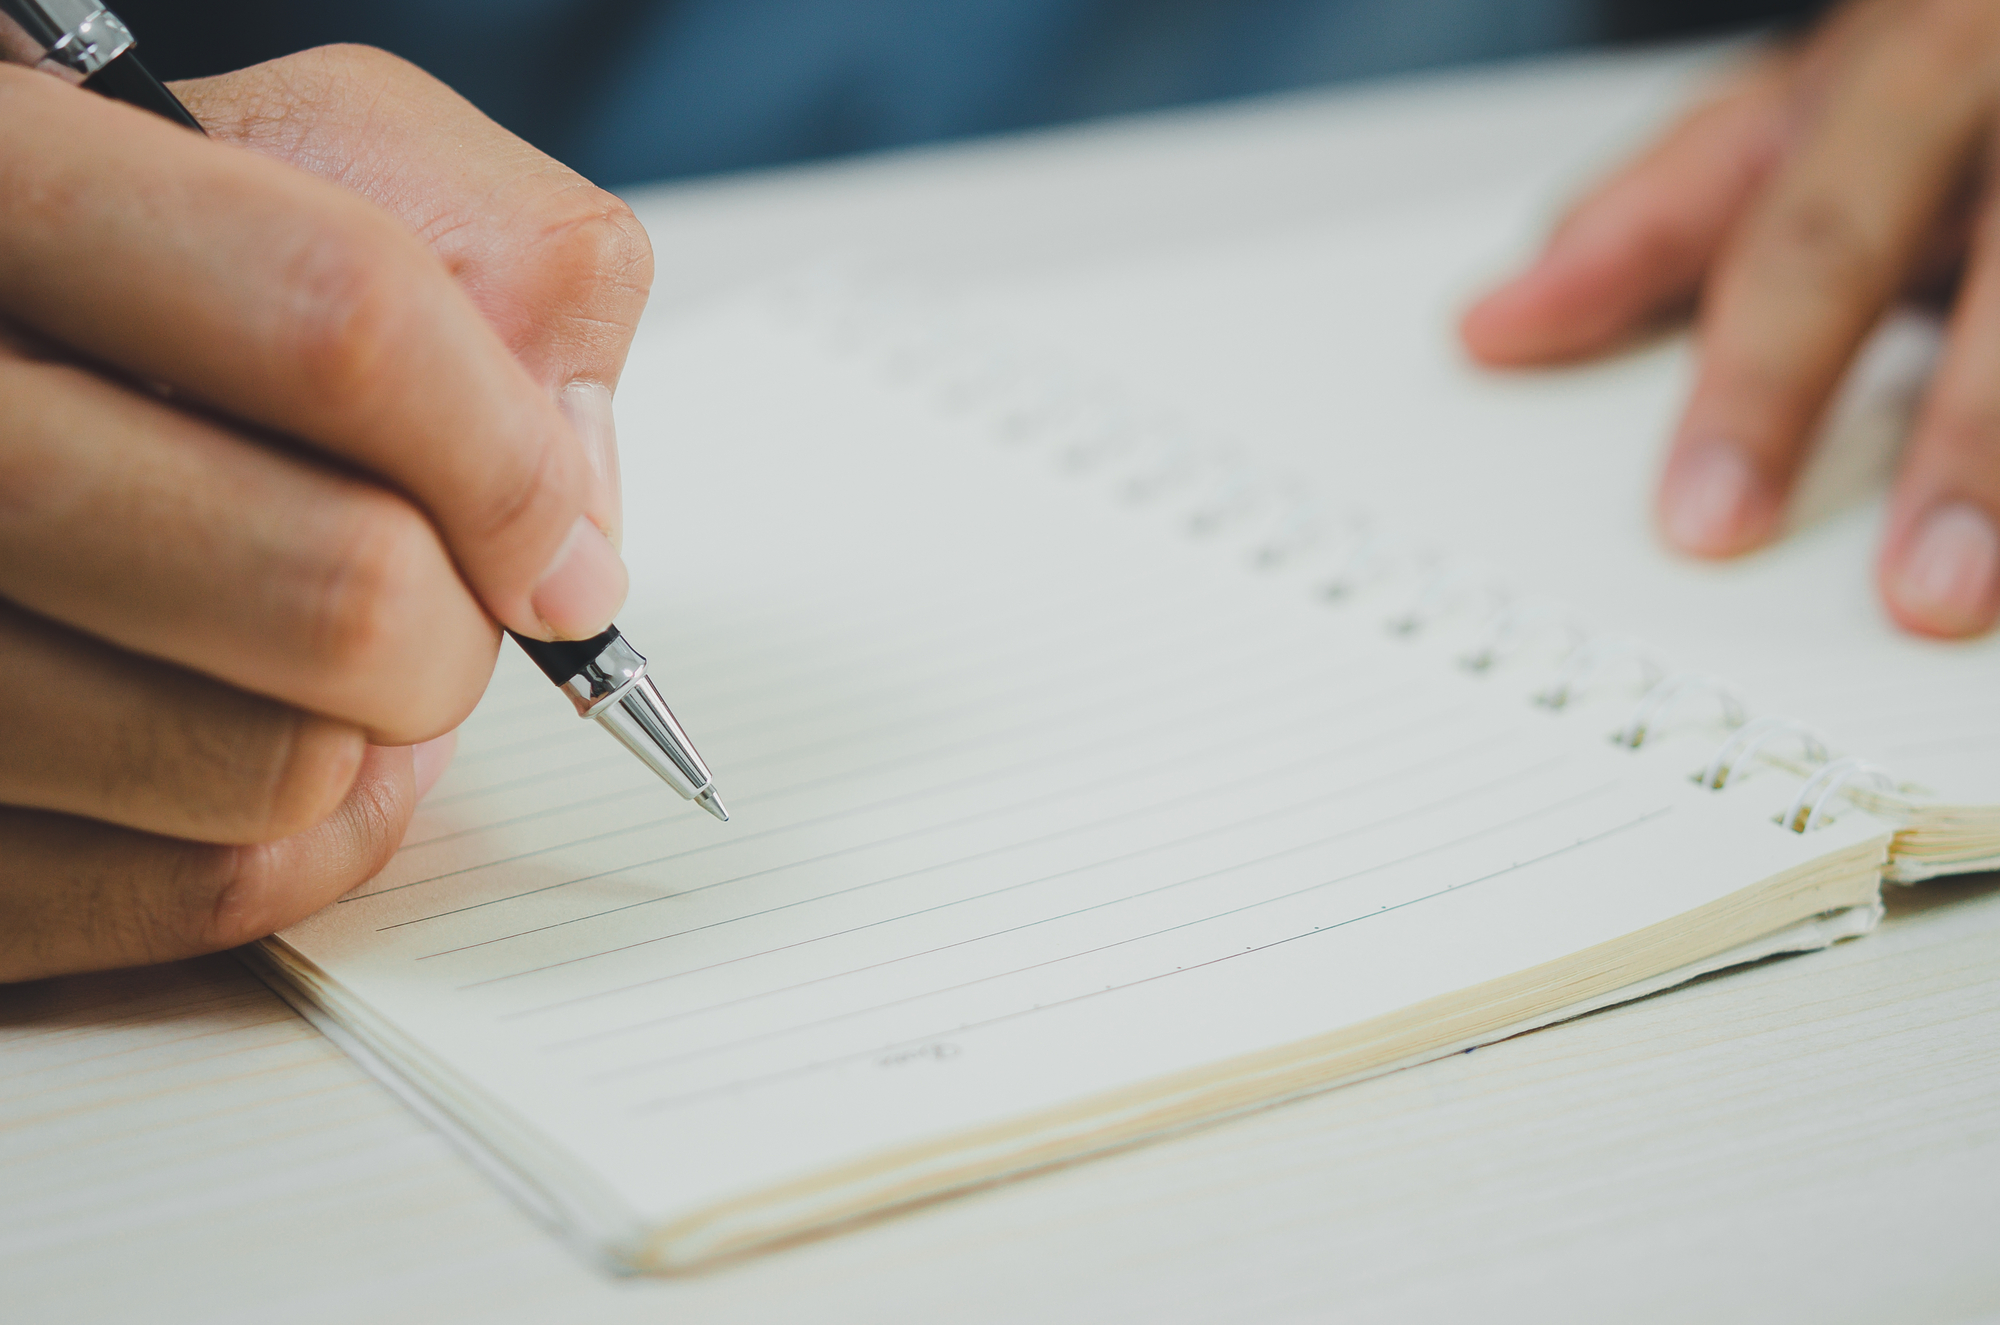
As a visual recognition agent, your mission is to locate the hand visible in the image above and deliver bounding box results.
[1462,0,2000,638]
[0,46,653,980]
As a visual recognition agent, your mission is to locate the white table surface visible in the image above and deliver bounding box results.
[8,43,2000,1325]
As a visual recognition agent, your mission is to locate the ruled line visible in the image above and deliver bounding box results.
[427,710,1507,974]
[496,738,1500,1019]
[586,765,1601,1080]
[388,675,1430,932]
[413,752,625,814]
[625,796,1668,1112]
[434,564,1312,782]
[524,733,1549,1044]
[344,646,1400,904]
[621,563,1193,714]
[398,778,667,855]
[542,570,1275,778]
[440,589,1141,774]
[447,724,598,771]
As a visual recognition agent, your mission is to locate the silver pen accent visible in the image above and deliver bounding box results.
[0,0,133,81]
[509,626,729,823]
[1,0,204,130]
[557,633,728,822]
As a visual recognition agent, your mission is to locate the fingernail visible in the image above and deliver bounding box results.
[531,514,628,639]
[1662,444,1758,555]
[1889,502,2000,635]
[561,381,623,551]
[411,731,458,802]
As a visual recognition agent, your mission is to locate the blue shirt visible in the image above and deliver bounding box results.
[118,0,1609,185]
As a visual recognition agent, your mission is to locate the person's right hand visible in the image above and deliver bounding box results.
[0,49,651,982]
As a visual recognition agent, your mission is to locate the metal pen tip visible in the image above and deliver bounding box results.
[577,658,729,826]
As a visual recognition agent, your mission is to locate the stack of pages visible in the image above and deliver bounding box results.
[247,208,2000,1272]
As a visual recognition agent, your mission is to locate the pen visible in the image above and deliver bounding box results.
[508,629,728,822]
[0,0,730,823]
[0,0,199,128]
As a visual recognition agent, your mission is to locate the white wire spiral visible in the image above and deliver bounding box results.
[776,270,1924,836]
[1614,672,1746,749]
[1697,716,1830,791]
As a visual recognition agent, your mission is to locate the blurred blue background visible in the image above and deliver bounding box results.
[116,0,1822,186]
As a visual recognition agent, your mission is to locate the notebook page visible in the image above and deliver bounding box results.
[961,203,2000,802]
[271,297,1882,1241]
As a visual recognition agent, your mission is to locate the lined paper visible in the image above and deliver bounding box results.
[959,209,2000,802]
[270,299,1878,1242]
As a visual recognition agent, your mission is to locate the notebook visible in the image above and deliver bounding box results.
[958,198,2000,805]
[245,213,2000,1274]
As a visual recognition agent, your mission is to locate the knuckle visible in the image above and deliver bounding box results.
[344,762,412,867]
[277,219,414,416]
[531,183,657,314]
[182,843,287,952]
[466,412,565,545]
[0,359,102,527]
[110,691,239,830]
[193,764,406,951]
[103,685,361,845]
[310,490,439,677]
[1762,190,1886,294]
[256,717,367,842]
[147,841,265,955]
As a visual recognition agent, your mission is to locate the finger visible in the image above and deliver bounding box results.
[0,351,498,742]
[1877,186,2000,637]
[1659,4,2000,558]
[0,741,442,983]
[176,46,654,544]
[0,66,624,640]
[1460,64,1792,367]
[0,601,367,843]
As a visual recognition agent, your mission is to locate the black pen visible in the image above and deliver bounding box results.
[0,0,730,822]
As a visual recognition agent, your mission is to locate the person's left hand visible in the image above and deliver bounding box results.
[1462,0,2000,638]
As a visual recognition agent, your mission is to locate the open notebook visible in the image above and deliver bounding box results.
[246,229,2000,1273]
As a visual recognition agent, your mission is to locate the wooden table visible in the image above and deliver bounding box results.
[8,43,1999,1325]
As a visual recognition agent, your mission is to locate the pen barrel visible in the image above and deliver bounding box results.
[84,49,202,130]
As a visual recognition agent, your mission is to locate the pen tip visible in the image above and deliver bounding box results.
[696,787,730,823]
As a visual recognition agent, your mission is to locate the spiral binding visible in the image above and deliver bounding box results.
[1698,716,1829,791]
[1317,528,1400,601]
[1385,564,1508,639]
[1459,597,1588,674]
[1614,672,1745,749]
[771,269,1926,837]
[1534,636,1667,712]
[1249,500,1325,569]
[1780,757,1899,833]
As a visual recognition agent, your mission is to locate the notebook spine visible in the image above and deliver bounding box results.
[764,270,1923,838]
